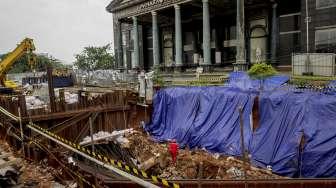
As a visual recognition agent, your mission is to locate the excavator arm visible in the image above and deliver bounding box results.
[0,38,36,88]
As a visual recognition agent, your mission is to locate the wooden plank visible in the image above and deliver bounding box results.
[22,105,130,122]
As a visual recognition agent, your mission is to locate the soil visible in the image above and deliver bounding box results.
[125,131,285,180]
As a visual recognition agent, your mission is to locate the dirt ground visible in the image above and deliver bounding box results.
[125,131,284,180]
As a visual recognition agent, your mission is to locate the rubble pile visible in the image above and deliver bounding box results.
[25,96,47,110]
[0,141,61,187]
[80,129,134,146]
[64,92,78,104]
[124,131,284,180]
[55,89,79,104]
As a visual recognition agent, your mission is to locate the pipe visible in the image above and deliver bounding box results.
[28,124,160,188]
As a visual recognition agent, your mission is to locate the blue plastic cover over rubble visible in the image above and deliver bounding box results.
[145,86,255,156]
[228,71,289,91]
[250,90,307,177]
[251,89,336,177]
[301,92,336,177]
[146,75,336,178]
[329,80,336,87]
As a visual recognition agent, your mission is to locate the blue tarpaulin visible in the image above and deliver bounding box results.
[228,71,289,91]
[329,80,336,87]
[250,90,336,177]
[301,93,336,177]
[146,79,336,178]
[250,90,307,177]
[146,87,255,156]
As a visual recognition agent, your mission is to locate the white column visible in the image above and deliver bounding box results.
[117,20,123,68]
[152,11,160,67]
[132,16,140,69]
[235,0,247,71]
[174,4,183,66]
[202,0,211,65]
[271,3,278,64]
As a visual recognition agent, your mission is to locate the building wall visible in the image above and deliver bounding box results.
[111,0,336,70]
[305,0,336,53]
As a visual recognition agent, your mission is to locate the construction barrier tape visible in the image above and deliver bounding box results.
[29,123,180,188]
[0,123,96,188]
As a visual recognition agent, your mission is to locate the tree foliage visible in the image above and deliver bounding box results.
[248,63,277,80]
[0,53,65,74]
[74,44,115,71]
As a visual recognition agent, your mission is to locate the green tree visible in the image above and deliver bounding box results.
[74,44,115,72]
[248,62,277,90]
[0,53,65,73]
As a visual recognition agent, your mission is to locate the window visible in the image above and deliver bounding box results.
[315,27,336,45]
[316,0,336,9]
[315,27,336,52]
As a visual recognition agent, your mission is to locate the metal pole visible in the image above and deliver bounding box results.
[28,124,160,188]
[305,0,311,74]
[305,0,309,54]
[18,107,25,158]
[239,107,248,186]
[89,117,98,187]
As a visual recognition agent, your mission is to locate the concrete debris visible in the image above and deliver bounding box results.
[0,141,61,187]
[64,92,78,104]
[80,129,134,146]
[25,95,47,110]
[76,70,124,86]
[124,131,285,180]
[55,89,78,104]
[226,167,244,179]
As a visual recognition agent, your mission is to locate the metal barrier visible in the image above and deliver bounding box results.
[292,53,336,76]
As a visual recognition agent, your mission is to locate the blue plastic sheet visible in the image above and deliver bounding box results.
[147,84,336,178]
[329,80,336,87]
[250,90,307,177]
[146,87,255,156]
[229,71,289,91]
[251,90,336,177]
[301,93,336,177]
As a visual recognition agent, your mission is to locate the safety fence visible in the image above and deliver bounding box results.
[292,53,336,76]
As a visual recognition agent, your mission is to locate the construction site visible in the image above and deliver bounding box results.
[1,0,336,188]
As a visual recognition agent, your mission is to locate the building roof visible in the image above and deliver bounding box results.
[106,0,147,13]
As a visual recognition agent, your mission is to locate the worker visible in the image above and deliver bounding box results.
[168,140,179,165]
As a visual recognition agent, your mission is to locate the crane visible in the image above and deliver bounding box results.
[0,38,36,92]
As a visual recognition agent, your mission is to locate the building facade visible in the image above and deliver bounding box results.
[106,0,336,71]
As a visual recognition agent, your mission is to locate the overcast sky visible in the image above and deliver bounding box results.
[0,0,114,64]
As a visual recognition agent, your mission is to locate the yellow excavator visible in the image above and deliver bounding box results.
[0,38,36,93]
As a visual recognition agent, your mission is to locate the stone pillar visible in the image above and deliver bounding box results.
[234,0,247,71]
[271,3,278,64]
[174,4,183,68]
[202,0,212,67]
[132,16,140,69]
[116,20,124,69]
[152,11,160,68]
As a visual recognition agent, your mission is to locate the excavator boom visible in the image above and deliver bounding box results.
[0,38,36,88]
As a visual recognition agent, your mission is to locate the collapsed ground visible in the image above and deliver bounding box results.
[97,130,285,180]
[0,140,64,187]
